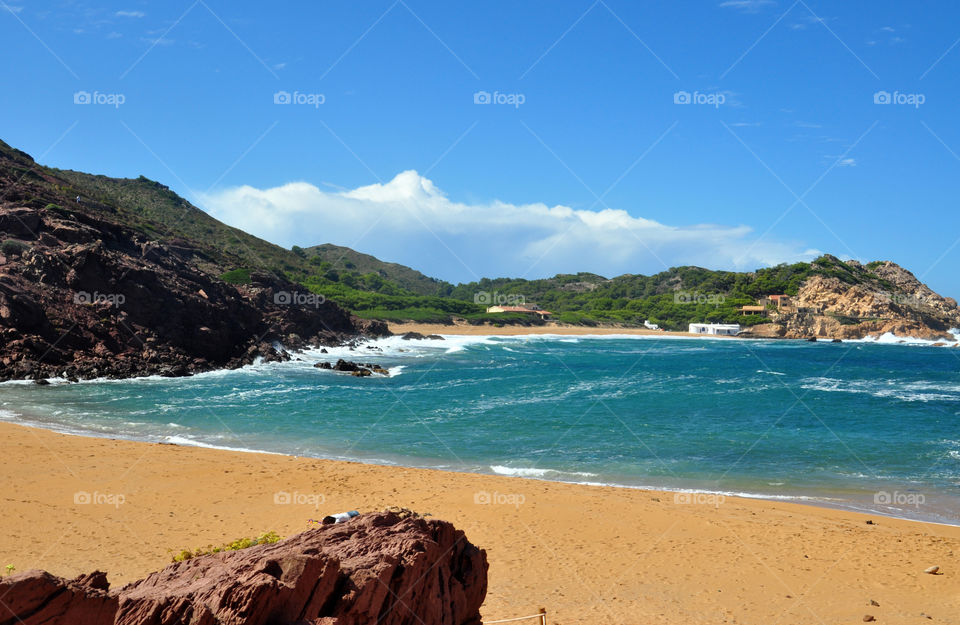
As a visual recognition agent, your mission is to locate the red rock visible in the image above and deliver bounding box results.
[0,512,487,625]
[0,570,117,625]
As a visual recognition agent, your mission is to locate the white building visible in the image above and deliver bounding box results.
[643,319,660,330]
[688,323,741,336]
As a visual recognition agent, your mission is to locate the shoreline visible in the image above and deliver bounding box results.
[3,421,960,623]
[0,413,960,528]
[388,322,960,346]
[6,410,957,527]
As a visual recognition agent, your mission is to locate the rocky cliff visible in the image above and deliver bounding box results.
[743,257,960,340]
[0,511,487,625]
[0,143,387,382]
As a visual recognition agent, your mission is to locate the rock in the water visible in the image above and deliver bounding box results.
[400,332,444,341]
[317,359,389,377]
[333,358,362,372]
[0,511,487,625]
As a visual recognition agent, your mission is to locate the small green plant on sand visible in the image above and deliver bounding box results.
[5,564,14,576]
[170,531,281,563]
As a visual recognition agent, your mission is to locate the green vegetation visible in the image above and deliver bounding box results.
[171,530,282,563]
[1,240,29,256]
[303,243,451,296]
[4,564,14,576]
[285,260,811,329]
[220,268,252,284]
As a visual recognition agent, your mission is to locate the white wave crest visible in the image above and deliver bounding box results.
[490,465,599,478]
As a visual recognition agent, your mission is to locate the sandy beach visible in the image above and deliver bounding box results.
[2,422,958,624]
[389,321,696,337]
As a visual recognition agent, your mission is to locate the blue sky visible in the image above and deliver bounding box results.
[3,1,960,296]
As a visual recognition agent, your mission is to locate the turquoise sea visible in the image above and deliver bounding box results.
[2,333,960,524]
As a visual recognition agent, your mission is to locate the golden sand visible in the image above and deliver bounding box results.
[2,422,958,624]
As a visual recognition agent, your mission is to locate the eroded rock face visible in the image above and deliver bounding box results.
[0,202,390,381]
[745,259,960,340]
[0,512,487,625]
[0,141,390,382]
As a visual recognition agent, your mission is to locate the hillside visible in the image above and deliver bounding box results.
[442,257,960,338]
[303,243,451,296]
[0,140,386,382]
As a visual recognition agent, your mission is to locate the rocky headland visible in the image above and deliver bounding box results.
[0,141,388,382]
[742,258,960,340]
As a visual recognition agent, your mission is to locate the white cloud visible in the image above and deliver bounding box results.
[141,36,174,46]
[837,158,856,167]
[719,0,775,12]
[199,171,820,282]
[116,10,145,17]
